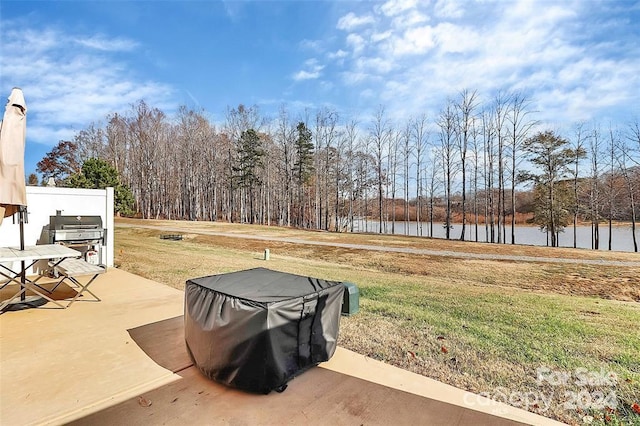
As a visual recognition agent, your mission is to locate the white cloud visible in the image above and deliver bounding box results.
[319,81,334,91]
[378,0,419,17]
[292,70,321,81]
[355,57,396,74]
[391,10,429,28]
[341,71,371,85]
[346,33,366,54]
[18,28,60,53]
[337,12,375,31]
[292,59,325,81]
[434,0,464,19]
[0,22,174,147]
[505,0,576,24]
[390,25,436,55]
[371,31,393,43]
[304,58,319,67]
[330,0,640,127]
[432,22,480,53]
[300,39,324,52]
[328,49,348,60]
[27,126,78,148]
[75,34,139,51]
[360,88,375,99]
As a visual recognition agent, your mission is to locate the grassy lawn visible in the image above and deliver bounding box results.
[114,220,640,425]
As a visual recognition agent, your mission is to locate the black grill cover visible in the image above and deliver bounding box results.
[184,268,344,394]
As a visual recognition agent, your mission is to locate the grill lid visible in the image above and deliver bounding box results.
[49,214,103,230]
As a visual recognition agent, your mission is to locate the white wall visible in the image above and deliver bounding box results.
[0,186,114,269]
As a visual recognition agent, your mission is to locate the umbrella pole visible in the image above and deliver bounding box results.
[19,206,26,301]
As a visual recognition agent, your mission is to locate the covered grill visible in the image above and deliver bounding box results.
[48,212,105,265]
[185,268,344,394]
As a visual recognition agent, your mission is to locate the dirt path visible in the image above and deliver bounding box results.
[116,223,640,267]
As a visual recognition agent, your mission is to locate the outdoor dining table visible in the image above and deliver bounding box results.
[0,244,81,311]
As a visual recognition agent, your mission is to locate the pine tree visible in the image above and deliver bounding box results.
[293,122,314,226]
[520,131,585,247]
[233,129,264,223]
[68,158,134,215]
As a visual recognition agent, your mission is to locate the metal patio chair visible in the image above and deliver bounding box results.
[49,258,106,307]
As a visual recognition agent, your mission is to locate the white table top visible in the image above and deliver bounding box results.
[0,245,81,262]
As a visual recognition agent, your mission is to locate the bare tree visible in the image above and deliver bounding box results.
[617,130,638,251]
[426,147,441,237]
[322,109,339,230]
[261,126,283,226]
[412,114,429,236]
[313,110,326,229]
[606,126,620,250]
[438,100,458,240]
[482,109,497,242]
[175,106,217,221]
[329,115,348,232]
[343,117,360,232]
[454,89,478,241]
[628,118,640,166]
[626,118,640,251]
[51,95,640,251]
[570,123,588,248]
[493,91,511,243]
[588,124,603,249]
[105,113,129,179]
[353,142,375,232]
[274,105,296,226]
[74,122,106,161]
[126,100,168,219]
[507,92,537,244]
[388,128,401,234]
[401,121,412,234]
[469,116,482,242]
[369,106,390,233]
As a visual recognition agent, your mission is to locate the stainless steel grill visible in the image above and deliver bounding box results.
[48,212,106,265]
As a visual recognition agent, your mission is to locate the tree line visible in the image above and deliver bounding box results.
[35,91,640,251]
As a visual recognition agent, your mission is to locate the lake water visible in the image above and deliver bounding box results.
[352,220,640,253]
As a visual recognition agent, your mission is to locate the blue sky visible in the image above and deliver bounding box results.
[1,0,639,175]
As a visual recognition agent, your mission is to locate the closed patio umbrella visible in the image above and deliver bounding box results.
[0,87,28,226]
[0,88,36,308]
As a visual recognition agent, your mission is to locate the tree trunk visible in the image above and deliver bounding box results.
[549,182,556,247]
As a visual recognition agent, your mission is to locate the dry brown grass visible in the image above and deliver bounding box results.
[114,220,640,425]
[117,217,640,263]
[119,226,640,302]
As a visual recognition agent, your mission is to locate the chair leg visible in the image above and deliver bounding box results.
[66,275,101,308]
[28,284,67,309]
[45,277,68,294]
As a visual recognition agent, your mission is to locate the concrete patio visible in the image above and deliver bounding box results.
[0,268,562,425]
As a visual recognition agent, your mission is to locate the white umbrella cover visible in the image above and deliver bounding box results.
[0,88,28,224]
